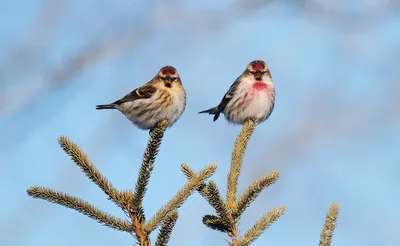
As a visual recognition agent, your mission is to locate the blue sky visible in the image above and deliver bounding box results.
[1,1,399,246]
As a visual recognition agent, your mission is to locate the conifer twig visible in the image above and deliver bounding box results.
[180,162,196,179]
[319,202,339,246]
[204,181,230,223]
[235,172,280,219]
[194,119,287,245]
[27,120,220,246]
[237,206,286,245]
[181,162,208,198]
[131,120,169,222]
[155,210,178,246]
[27,187,132,232]
[226,119,257,210]
[119,189,134,208]
[202,215,232,233]
[145,163,217,232]
[58,136,123,208]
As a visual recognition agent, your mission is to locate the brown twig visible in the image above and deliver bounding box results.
[230,224,239,246]
[126,203,150,246]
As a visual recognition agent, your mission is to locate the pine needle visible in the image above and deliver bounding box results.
[180,163,195,179]
[58,136,123,208]
[238,206,286,245]
[226,119,257,210]
[204,181,231,223]
[27,187,132,232]
[181,162,208,199]
[131,120,169,223]
[319,202,339,246]
[145,163,217,232]
[235,172,280,219]
[118,189,134,210]
[202,215,232,233]
[155,210,178,246]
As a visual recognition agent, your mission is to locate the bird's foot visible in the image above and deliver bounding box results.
[148,128,154,137]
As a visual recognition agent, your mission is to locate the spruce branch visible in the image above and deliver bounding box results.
[180,162,196,179]
[145,163,217,232]
[181,162,208,198]
[203,215,232,233]
[238,206,286,246]
[319,202,339,246]
[27,187,132,233]
[58,136,123,208]
[204,181,231,223]
[155,210,178,246]
[132,120,169,223]
[235,172,280,219]
[28,120,219,245]
[125,201,149,246]
[197,120,286,245]
[226,119,257,210]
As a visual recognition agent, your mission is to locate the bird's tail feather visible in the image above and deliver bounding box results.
[96,104,116,110]
[199,106,220,122]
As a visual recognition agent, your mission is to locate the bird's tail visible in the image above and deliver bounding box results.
[96,104,116,110]
[199,106,220,122]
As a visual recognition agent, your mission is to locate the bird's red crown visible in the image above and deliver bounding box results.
[161,66,177,76]
[250,61,266,71]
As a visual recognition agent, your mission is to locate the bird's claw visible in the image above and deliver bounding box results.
[148,128,154,137]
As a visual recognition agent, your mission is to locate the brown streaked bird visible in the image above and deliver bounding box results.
[96,66,186,131]
[199,60,275,124]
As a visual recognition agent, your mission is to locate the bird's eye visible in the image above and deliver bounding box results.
[249,71,256,75]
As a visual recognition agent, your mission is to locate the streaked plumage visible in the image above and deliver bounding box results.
[199,60,275,124]
[96,66,186,131]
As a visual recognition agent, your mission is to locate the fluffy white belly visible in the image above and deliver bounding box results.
[224,87,274,124]
[118,91,186,129]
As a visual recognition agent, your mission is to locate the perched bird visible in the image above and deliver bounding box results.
[199,60,275,124]
[96,66,186,131]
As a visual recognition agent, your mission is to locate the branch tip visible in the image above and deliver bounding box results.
[319,202,339,246]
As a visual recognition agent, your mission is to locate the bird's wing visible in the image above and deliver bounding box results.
[113,83,157,104]
[216,78,240,112]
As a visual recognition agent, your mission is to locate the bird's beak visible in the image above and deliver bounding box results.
[254,71,263,81]
[164,76,173,87]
